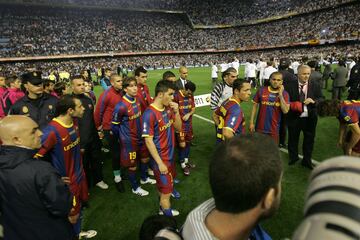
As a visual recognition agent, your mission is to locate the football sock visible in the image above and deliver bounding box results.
[140,162,149,181]
[128,169,138,191]
[113,170,121,183]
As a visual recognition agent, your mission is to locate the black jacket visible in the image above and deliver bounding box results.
[0,146,73,240]
[9,93,58,129]
[285,79,324,120]
[73,93,99,148]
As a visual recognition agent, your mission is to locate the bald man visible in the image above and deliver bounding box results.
[0,115,74,240]
[175,66,189,90]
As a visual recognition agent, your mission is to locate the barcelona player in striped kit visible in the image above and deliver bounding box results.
[174,81,196,175]
[35,95,90,238]
[318,99,360,157]
[112,77,156,196]
[250,72,290,143]
[142,80,182,216]
[214,79,251,142]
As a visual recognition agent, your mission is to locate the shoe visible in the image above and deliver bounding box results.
[148,169,154,176]
[288,159,299,165]
[182,165,190,176]
[115,181,125,193]
[95,180,109,190]
[279,143,287,148]
[186,162,196,168]
[101,147,109,153]
[171,189,181,199]
[79,230,97,239]
[301,162,315,170]
[159,208,180,216]
[140,177,156,185]
[132,187,149,196]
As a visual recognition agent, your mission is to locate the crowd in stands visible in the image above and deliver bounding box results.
[7,0,356,25]
[1,44,359,77]
[0,2,359,57]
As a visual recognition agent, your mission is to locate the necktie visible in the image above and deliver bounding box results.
[299,84,305,102]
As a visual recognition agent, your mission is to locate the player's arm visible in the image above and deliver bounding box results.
[345,123,360,155]
[111,103,124,139]
[338,122,347,148]
[249,102,258,132]
[223,105,241,140]
[35,129,57,159]
[94,92,105,130]
[169,102,182,132]
[279,85,290,113]
[144,137,168,174]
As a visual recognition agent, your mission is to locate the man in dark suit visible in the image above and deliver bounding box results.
[175,66,189,90]
[285,65,324,169]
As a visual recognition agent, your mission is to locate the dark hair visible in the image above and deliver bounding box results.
[162,71,176,81]
[53,82,67,97]
[5,75,19,87]
[139,215,178,240]
[43,80,54,88]
[184,81,196,93]
[210,133,282,213]
[269,71,283,80]
[55,95,76,116]
[338,59,346,67]
[70,75,84,83]
[105,68,112,72]
[155,80,176,97]
[317,99,341,117]
[222,67,237,81]
[134,66,147,77]
[122,76,137,89]
[307,60,319,69]
[232,79,248,93]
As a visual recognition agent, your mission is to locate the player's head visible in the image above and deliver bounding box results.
[134,66,148,85]
[21,71,44,96]
[139,215,181,240]
[210,133,283,219]
[43,80,55,94]
[162,71,176,82]
[184,81,196,96]
[5,75,22,89]
[317,99,341,117]
[70,75,85,95]
[269,72,283,90]
[298,65,311,84]
[55,95,85,118]
[53,82,70,97]
[179,66,188,80]
[155,80,176,107]
[83,81,92,93]
[232,79,251,102]
[80,69,89,78]
[110,73,123,91]
[222,67,238,86]
[0,115,42,149]
[122,76,138,97]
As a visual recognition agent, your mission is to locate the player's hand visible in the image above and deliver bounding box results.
[249,123,255,132]
[182,113,190,121]
[169,102,179,113]
[304,98,315,105]
[158,162,168,174]
[68,213,79,224]
[61,177,70,185]
[278,85,284,96]
[98,131,104,139]
[179,141,186,148]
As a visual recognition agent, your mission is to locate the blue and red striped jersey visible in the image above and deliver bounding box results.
[173,90,195,133]
[215,97,245,141]
[142,104,175,164]
[253,86,289,135]
[339,100,360,125]
[112,94,143,149]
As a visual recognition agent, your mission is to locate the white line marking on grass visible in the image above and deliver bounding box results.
[193,114,319,164]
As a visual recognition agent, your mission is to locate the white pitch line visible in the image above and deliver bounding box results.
[193,113,319,164]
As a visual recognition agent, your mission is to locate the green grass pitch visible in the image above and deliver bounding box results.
[85,66,342,239]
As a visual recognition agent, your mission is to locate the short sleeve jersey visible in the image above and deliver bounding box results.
[253,86,290,135]
[142,104,175,164]
[173,90,195,133]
